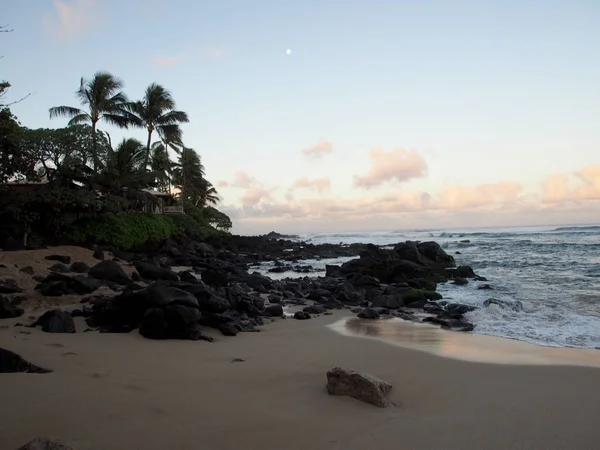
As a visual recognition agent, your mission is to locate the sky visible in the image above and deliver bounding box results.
[3,0,600,234]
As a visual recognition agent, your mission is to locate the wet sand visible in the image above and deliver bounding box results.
[332,316,600,367]
[2,312,600,450]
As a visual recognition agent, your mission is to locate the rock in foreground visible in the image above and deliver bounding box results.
[326,367,392,407]
[17,437,74,450]
[0,348,52,374]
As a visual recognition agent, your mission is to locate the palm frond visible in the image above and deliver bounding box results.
[67,113,91,126]
[49,105,85,120]
[157,109,189,126]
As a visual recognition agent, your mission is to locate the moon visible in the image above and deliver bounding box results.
[286,48,291,55]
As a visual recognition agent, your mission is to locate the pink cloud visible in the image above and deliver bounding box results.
[216,180,229,188]
[300,141,333,157]
[354,148,427,189]
[541,174,571,204]
[541,165,600,203]
[44,0,97,40]
[437,182,523,210]
[231,171,258,188]
[241,186,273,206]
[291,177,331,194]
[573,165,600,200]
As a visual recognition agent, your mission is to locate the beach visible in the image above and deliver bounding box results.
[2,310,600,450]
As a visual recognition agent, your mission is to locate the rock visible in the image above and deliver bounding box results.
[483,298,523,312]
[264,304,284,317]
[69,261,90,273]
[201,267,230,287]
[16,437,73,449]
[178,270,197,283]
[146,286,199,309]
[139,306,205,340]
[89,260,131,285]
[0,348,52,374]
[48,263,70,273]
[19,266,35,275]
[182,283,230,313]
[452,277,469,286]
[326,367,393,407]
[422,316,474,332]
[93,249,105,260]
[303,304,326,315]
[134,261,179,281]
[0,279,21,294]
[36,273,100,296]
[44,254,71,265]
[33,310,76,333]
[452,265,476,278]
[0,295,24,318]
[293,311,311,320]
[477,284,492,290]
[357,308,380,319]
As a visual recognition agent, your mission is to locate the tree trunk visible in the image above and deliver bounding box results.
[91,121,99,171]
[144,128,153,170]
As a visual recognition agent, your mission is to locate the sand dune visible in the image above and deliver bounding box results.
[2,311,600,450]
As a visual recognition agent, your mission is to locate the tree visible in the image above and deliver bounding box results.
[19,125,110,182]
[149,142,172,193]
[49,72,133,171]
[0,108,37,183]
[172,147,219,206]
[129,83,189,169]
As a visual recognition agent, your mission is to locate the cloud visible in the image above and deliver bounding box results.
[354,148,428,189]
[300,141,333,157]
[44,0,97,40]
[241,186,273,206]
[291,177,331,194]
[541,165,600,203]
[437,182,523,210]
[230,171,258,188]
[151,50,188,69]
[216,180,229,188]
[573,165,600,201]
[541,174,570,204]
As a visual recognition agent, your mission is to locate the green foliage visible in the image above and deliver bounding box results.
[169,214,222,240]
[0,108,37,183]
[66,213,177,249]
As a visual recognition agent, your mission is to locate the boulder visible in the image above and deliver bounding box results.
[293,311,311,320]
[0,348,52,374]
[44,254,71,265]
[48,263,70,273]
[326,367,393,407]
[89,260,131,285]
[0,279,21,294]
[483,298,523,312]
[36,273,100,296]
[357,308,380,319]
[17,437,73,450]
[264,304,284,317]
[69,261,90,273]
[0,295,24,319]
[201,268,230,287]
[93,249,105,260]
[19,266,35,275]
[303,304,326,315]
[33,310,76,333]
[134,261,179,281]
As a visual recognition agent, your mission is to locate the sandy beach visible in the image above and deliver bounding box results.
[2,309,600,450]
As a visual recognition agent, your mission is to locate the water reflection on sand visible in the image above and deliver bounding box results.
[330,317,600,368]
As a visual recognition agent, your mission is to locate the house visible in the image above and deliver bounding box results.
[140,189,184,214]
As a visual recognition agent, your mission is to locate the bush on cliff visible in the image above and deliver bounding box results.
[66,213,178,250]
[169,213,224,240]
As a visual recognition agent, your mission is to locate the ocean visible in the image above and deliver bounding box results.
[255,225,600,350]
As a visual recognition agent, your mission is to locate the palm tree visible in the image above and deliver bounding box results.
[172,147,219,206]
[94,138,150,193]
[49,72,132,171]
[129,83,189,169]
[149,142,173,193]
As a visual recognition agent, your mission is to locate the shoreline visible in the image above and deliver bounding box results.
[2,312,600,449]
[329,314,600,368]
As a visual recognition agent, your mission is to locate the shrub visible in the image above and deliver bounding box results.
[66,213,177,249]
[169,213,224,240]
